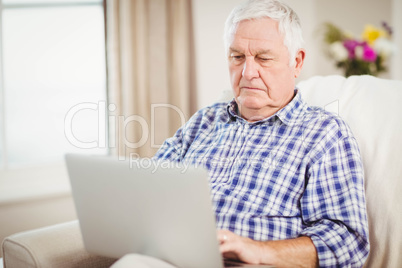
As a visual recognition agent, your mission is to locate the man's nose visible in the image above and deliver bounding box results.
[242,58,259,80]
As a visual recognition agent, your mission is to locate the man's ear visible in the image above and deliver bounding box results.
[294,49,306,78]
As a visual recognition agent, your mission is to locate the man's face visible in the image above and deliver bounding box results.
[228,18,305,122]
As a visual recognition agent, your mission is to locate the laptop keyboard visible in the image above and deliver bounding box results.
[224,260,246,267]
[223,259,275,267]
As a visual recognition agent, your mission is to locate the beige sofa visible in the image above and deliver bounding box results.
[3,75,402,267]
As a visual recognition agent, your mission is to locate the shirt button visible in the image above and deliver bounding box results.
[244,125,249,129]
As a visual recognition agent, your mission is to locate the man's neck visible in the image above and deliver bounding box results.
[237,106,280,122]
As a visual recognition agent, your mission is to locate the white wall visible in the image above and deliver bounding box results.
[192,0,401,109]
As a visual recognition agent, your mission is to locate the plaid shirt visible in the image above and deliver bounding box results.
[154,91,370,267]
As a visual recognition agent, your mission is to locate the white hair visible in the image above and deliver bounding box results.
[224,0,304,66]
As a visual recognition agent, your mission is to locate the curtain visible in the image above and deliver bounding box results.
[106,0,196,158]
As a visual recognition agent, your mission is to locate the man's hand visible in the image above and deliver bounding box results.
[217,229,268,264]
[217,229,318,268]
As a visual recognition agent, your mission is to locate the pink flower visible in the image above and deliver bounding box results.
[343,39,360,59]
[362,44,377,62]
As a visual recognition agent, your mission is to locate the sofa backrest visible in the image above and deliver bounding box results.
[297,75,402,268]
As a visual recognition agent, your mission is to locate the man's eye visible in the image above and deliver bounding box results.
[259,57,271,61]
[231,54,244,60]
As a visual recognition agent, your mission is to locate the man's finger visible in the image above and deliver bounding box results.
[217,229,234,244]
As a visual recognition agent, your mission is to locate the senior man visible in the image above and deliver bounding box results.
[155,0,370,267]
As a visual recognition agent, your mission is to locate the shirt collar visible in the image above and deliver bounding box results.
[225,90,307,126]
[226,99,239,121]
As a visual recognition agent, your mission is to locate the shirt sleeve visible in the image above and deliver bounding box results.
[152,105,207,161]
[153,102,226,162]
[300,135,370,267]
[153,126,185,162]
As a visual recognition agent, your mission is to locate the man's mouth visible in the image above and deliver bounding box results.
[241,87,265,91]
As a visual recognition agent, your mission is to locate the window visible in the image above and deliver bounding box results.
[0,0,107,202]
[0,0,107,170]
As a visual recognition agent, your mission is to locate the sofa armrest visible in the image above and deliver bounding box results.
[2,221,116,268]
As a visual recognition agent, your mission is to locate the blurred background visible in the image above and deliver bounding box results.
[0,0,401,257]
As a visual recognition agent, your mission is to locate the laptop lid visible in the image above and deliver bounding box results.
[65,153,224,268]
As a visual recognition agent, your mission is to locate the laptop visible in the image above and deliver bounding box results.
[65,154,273,268]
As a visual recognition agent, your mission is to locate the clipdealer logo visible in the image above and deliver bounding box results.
[64,101,186,150]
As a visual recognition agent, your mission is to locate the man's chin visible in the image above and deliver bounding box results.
[236,96,268,111]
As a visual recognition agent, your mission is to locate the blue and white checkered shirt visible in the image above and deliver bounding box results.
[154,91,370,267]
